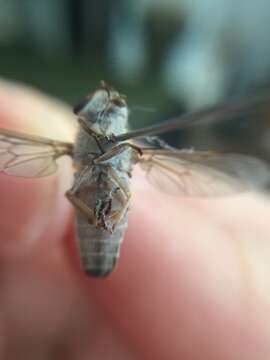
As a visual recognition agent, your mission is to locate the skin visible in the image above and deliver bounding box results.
[0,80,270,359]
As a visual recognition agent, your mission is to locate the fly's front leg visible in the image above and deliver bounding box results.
[78,117,116,153]
[78,118,104,153]
[93,143,143,164]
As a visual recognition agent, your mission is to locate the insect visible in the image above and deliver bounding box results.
[0,80,270,277]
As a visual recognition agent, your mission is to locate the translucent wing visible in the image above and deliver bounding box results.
[115,91,270,142]
[138,148,270,196]
[0,129,73,178]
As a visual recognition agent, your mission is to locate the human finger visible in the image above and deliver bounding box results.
[86,180,270,360]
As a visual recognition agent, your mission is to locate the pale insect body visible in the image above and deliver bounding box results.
[69,85,135,276]
[0,81,270,277]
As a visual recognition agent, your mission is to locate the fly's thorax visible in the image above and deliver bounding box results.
[73,83,131,165]
[73,128,135,171]
[73,127,99,164]
[74,84,129,137]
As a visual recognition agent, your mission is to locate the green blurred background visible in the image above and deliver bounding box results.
[1,0,270,153]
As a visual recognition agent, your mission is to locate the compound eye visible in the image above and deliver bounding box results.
[111,97,126,107]
[73,93,93,115]
[73,99,87,115]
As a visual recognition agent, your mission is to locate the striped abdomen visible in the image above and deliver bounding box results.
[76,212,127,276]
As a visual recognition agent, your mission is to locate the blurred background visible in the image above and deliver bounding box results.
[1,0,270,155]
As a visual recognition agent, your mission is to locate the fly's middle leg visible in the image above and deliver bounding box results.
[65,166,98,226]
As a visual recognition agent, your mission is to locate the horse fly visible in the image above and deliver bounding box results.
[67,81,140,276]
[0,80,270,276]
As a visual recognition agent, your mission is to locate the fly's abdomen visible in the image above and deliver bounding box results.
[75,213,127,277]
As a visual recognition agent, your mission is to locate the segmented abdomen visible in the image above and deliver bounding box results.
[76,213,127,276]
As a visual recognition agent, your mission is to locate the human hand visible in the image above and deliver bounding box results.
[0,79,270,360]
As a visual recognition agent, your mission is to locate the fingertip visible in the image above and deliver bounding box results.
[82,180,242,358]
[0,79,76,142]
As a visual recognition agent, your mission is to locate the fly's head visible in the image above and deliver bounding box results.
[73,81,128,134]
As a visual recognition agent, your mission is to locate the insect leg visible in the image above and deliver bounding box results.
[66,190,98,226]
[105,167,131,230]
[107,166,131,199]
[78,118,116,153]
[107,193,130,231]
[65,165,98,225]
[94,143,142,164]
